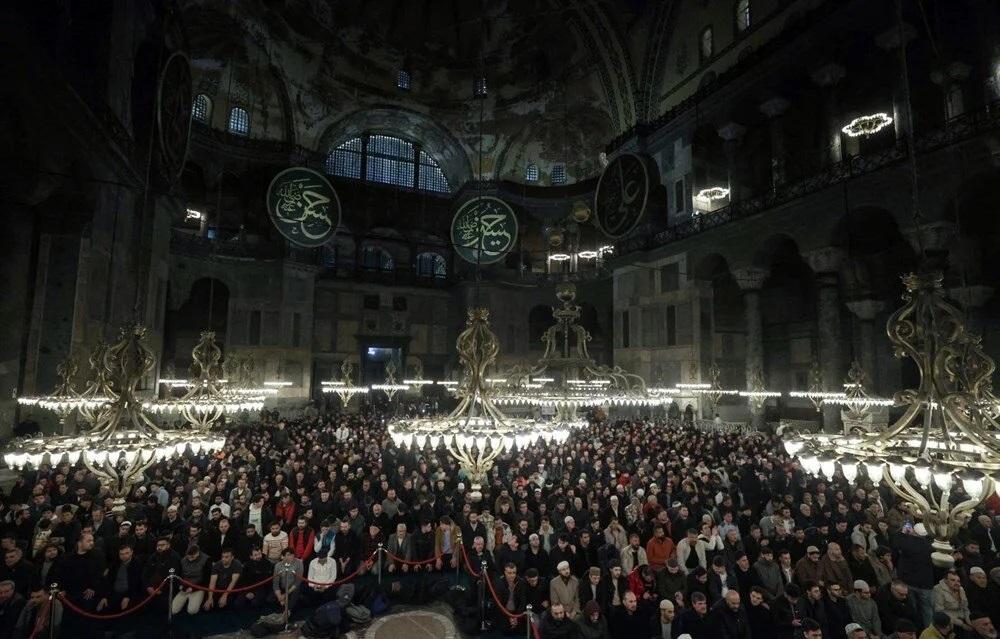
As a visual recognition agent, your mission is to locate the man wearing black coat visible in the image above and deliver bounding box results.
[492,563,527,634]
[610,591,649,637]
[674,591,710,638]
[875,579,922,635]
[708,590,752,639]
[770,583,806,639]
[892,528,934,627]
[0,580,26,639]
[99,544,144,612]
[746,586,772,637]
[823,582,851,639]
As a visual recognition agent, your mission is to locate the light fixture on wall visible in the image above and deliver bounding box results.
[548,253,571,261]
[185,208,204,221]
[785,272,1000,567]
[695,187,731,201]
[841,113,893,137]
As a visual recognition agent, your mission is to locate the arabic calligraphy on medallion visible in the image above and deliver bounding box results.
[450,196,519,265]
[593,153,652,239]
[266,167,341,247]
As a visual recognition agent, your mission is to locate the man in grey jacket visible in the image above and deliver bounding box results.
[272,548,304,612]
[752,546,783,600]
[846,580,882,638]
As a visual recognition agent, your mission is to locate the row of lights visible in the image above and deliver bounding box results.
[549,246,614,262]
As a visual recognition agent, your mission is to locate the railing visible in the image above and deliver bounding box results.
[615,100,1000,256]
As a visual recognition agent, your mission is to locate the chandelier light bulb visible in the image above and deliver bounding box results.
[912,460,932,488]
[932,466,954,492]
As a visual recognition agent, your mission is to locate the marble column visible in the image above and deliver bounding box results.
[807,248,846,433]
[759,97,791,190]
[733,267,769,425]
[811,63,846,165]
[845,299,887,394]
[717,122,747,203]
[876,23,918,142]
[930,62,971,120]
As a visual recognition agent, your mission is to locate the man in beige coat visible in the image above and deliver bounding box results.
[549,560,581,619]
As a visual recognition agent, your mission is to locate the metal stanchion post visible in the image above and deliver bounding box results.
[167,568,175,625]
[377,543,384,584]
[455,536,462,582]
[525,604,533,639]
[282,563,291,632]
[480,560,487,631]
[47,583,58,639]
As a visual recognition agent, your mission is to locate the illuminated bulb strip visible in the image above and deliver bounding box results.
[823,396,896,408]
[321,381,345,386]
[532,377,554,383]
[435,381,459,386]
[159,378,189,385]
[548,253,571,261]
[739,390,783,398]
[598,245,613,256]
[841,113,893,137]
[371,384,410,391]
[696,187,730,201]
[185,208,203,221]
[577,251,598,259]
[676,383,711,389]
[485,378,507,384]
[263,380,292,387]
[403,379,433,386]
[689,388,741,396]
[789,391,848,399]
[320,386,369,394]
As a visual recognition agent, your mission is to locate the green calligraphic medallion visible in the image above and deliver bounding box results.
[593,152,653,239]
[266,167,341,247]
[450,196,519,265]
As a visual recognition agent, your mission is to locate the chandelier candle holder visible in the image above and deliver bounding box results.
[784,272,1000,568]
[17,354,111,425]
[320,361,369,406]
[491,285,666,429]
[4,325,225,510]
[689,363,741,415]
[388,308,568,490]
[144,331,264,428]
[220,353,278,397]
[371,360,409,401]
[789,360,845,412]
[841,113,893,137]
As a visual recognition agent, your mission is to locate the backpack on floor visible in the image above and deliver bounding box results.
[249,612,287,637]
[344,603,372,625]
[300,601,343,639]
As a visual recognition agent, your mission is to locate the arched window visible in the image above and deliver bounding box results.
[362,245,394,271]
[397,70,411,90]
[416,252,447,278]
[551,164,567,185]
[325,134,450,193]
[525,163,539,182]
[735,0,751,33]
[700,27,714,63]
[191,94,212,124]
[228,106,249,136]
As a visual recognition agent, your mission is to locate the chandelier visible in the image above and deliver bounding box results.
[4,325,225,510]
[789,360,846,412]
[841,112,893,138]
[388,308,568,488]
[491,284,667,429]
[320,361,369,406]
[143,331,264,428]
[17,349,111,425]
[687,363,741,414]
[371,360,409,400]
[821,360,895,418]
[785,272,1000,567]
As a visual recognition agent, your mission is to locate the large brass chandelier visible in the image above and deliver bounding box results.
[320,360,369,406]
[785,272,1000,567]
[4,325,225,509]
[491,284,667,428]
[143,331,264,428]
[17,351,111,425]
[388,308,568,487]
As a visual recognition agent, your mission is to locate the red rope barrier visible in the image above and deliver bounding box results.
[459,544,482,578]
[531,619,543,639]
[27,598,51,639]
[458,544,526,620]
[295,563,365,587]
[58,578,168,620]
[176,574,274,595]
[383,549,438,566]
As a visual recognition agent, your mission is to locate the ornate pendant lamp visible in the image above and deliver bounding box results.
[785,273,1000,567]
[4,325,225,510]
[320,360,369,406]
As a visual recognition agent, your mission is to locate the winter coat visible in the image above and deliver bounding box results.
[752,557,784,599]
[931,579,971,627]
[846,593,882,637]
[550,574,581,618]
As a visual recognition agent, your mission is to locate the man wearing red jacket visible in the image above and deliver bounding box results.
[287,517,315,562]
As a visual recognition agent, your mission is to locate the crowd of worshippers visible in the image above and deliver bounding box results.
[0,410,998,639]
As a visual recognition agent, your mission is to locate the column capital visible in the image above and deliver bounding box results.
[902,221,957,255]
[875,22,917,50]
[811,63,846,87]
[732,267,769,291]
[717,122,747,142]
[845,299,887,321]
[805,247,846,275]
[930,61,971,85]
[759,97,790,119]
[948,285,996,308]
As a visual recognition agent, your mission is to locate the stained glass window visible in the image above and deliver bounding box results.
[327,137,362,179]
[525,163,539,182]
[326,135,449,193]
[418,150,450,192]
[397,70,411,90]
[416,252,447,278]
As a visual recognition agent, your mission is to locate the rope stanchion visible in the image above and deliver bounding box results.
[382,550,438,566]
[58,578,169,620]
[167,568,175,626]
